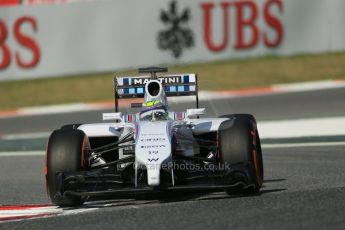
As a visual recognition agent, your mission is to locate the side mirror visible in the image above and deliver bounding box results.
[102,112,123,122]
[186,108,206,118]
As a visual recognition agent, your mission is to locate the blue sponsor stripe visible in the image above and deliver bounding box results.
[170,86,177,92]
[178,86,184,92]
[183,75,189,83]
[128,88,135,94]
[184,85,189,91]
[137,87,144,94]
[124,88,129,94]
[124,78,129,86]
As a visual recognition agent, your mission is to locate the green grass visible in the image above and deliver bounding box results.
[0,52,344,110]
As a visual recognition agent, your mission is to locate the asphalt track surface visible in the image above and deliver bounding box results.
[0,145,345,229]
[0,88,345,229]
[1,87,345,135]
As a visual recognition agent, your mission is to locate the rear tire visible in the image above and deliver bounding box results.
[219,113,256,123]
[60,124,82,130]
[218,114,263,194]
[45,129,89,206]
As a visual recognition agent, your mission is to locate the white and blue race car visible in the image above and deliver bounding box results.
[45,67,263,206]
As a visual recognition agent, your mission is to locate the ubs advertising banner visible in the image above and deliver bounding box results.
[0,0,344,81]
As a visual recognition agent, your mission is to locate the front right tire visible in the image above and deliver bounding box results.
[45,129,89,206]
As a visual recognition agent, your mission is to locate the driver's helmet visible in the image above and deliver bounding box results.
[139,101,168,121]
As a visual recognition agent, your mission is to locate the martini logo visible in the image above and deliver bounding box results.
[133,78,150,85]
[157,0,194,58]
[132,76,181,85]
[158,76,180,84]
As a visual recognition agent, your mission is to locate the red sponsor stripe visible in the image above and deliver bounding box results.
[128,114,132,122]
[177,112,182,120]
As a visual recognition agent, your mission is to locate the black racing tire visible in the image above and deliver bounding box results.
[61,124,82,130]
[218,114,263,194]
[219,114,256,123]
[45,129,89,207]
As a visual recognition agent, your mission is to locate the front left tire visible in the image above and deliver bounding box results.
[218,114,263,194]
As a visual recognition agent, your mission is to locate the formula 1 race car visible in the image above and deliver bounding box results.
[45,67,263,207]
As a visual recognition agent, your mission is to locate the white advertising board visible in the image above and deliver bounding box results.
[0,0,344,81]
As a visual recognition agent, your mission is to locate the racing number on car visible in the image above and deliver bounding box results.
[0,17,40,70]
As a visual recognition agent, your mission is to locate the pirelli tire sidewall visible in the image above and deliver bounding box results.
[45,129,89,207]
[218,114,263,191]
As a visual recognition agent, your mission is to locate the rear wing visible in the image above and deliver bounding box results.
[114,74,199,112]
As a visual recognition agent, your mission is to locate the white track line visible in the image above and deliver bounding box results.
[272,80,345,92]
[1,132,50,140]
[258,116,345,139]
[0,151,45,157]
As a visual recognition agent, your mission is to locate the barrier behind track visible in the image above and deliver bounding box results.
[0,0,344,81]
